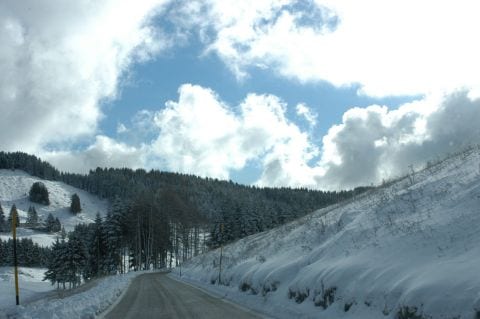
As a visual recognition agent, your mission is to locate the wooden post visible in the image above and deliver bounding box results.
[12,206,20,305]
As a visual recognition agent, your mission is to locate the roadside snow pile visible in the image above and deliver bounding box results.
[0,169,108,246]
[2,271,141,319]
[178,146,480,319]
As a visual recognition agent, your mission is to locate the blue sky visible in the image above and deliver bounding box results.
[1,0,479,189]
[99,34,417,184]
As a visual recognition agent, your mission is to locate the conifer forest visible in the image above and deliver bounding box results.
[0,151,366,288]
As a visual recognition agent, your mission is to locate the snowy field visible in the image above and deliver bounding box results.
[0,169,108,246]
[177,146,480,319]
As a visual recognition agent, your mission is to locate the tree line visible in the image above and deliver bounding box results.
[0,151,370,288]
[0,237,51,267]
[0,152,368,248]
[44,190,206,288]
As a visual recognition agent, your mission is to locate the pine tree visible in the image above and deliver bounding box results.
[8,204,20,228]
[66,232,87,287]
[0,202,6,232]
[45,213,55,233]
[103,210,124,274]
[44,238,68,288]
[86,213,106,279]
[70,193,81,214]
[60,226,67,240]
[27,206,39,225]
[53,218,61,232]
[29,182,50,205]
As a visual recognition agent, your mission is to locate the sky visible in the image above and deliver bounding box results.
[1,0,480,190]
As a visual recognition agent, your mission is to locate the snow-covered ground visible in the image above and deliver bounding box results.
[0,169,108,246]
[177,146,480,319]
[0,268,148,319]
[0,267,53,311]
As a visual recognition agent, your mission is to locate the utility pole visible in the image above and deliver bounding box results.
[218,223,223,285]
[11,205,20,305]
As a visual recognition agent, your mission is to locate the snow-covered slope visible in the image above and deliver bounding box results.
[179,146,480,319]
[0,267,53,310]
[0,169,108,246]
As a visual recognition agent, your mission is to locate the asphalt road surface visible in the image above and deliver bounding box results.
[104,273,264,319]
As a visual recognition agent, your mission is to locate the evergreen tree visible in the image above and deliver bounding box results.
[103,210,124,274]
[0,202,6,232]
[43,238,61,286]
[8,204,20,228]
[65,232,87,288]
[27,206,39,225]
[86,213,106,279]
[0,237,50,267]
[53,218,61,232]
[44,238,68,288]
[45,213,55,232]
[29,181,50,205]
[60,226,67,240]
[70,193,81,214]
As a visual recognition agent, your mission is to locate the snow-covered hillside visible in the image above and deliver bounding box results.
[0,169,108,246]
[178,146,480,319]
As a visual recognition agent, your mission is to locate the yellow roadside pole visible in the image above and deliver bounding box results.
[12,205,20,305]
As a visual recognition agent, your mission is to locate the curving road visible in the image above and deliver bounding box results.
[104,273,264,319]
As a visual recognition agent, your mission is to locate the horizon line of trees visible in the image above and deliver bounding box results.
[1,151,369,287]
[0,152,368,247]
[0,237,51,267]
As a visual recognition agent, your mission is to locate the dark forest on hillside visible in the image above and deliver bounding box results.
[0,151,369,287]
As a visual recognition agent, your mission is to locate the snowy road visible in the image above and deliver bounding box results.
[103,273,263,319]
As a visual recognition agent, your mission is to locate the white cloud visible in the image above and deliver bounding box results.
[150,83,318,186]
[0,0,169,153]
[41,86,480,190]
[316,91,480,189]
[43,136,145,174]
[296,103,317,128]
[4,0,479,190]
[175,0,480,97]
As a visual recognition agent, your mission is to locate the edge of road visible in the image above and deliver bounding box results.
[97,270,170,319]
[167,273,273,319]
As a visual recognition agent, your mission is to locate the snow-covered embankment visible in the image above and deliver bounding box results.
[177,146,480,319]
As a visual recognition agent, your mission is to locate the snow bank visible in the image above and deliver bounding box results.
[178,146,480,319]
[1,271,145,319]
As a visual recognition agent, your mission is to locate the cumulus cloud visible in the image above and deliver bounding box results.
[146,85,480,189]
[149,84,319,186]
[0,0,169,153]
[38,85,480,190]
[173,0,480,97]
[317,91,480,189]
